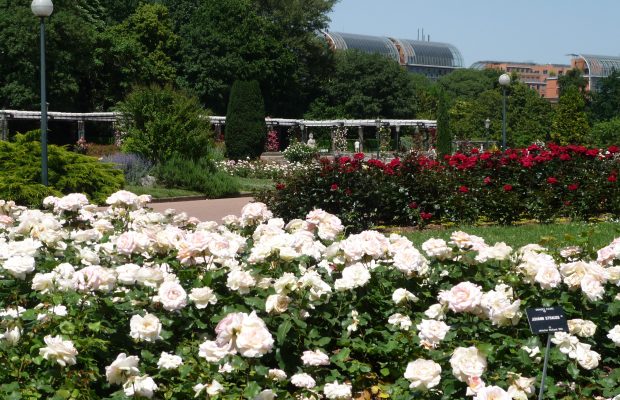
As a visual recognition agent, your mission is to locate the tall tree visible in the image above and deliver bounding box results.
[306,50,417,119]
[225,80,266,159]
[437,68,501,100]
[436,89,452,156]
[558,68,588,96]
[551,86,591,145]
[591,69,620,122]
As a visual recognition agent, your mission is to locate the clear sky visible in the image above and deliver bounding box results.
[327,0,620,67]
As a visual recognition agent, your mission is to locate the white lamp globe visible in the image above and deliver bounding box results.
[31,0,54,17]
[498,73,511,87]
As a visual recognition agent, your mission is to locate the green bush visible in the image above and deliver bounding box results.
[0,133,124,206]
[225,80,267,159]
[282,141,318,164]
[153,154,239,198]
[116,85,213,163]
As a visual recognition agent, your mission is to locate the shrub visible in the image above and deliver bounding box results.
[0,133,124,206]
[100,153,154,186]
[225,80,267,159]
[1,195,619,399]
[436,89,452,157]
[282,142,318,164]
[258,144,620,231]
[116,85,213,163]
[153,154,239,198]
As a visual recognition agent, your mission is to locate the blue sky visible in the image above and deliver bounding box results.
[327,0,620,67]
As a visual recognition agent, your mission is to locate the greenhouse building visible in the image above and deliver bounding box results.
[322,31,464,80]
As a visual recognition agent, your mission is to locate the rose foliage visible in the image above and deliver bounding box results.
[1,191,619,399]
[257,144,620,231]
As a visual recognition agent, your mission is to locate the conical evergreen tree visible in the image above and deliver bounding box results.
[436,89,452,157]
[225,80,267,159]
[551,86,590,145]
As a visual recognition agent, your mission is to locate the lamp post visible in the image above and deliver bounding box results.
[32,0,53,186]
[375,119,381,158]
[484,118,490,149]
[499,73,511,151]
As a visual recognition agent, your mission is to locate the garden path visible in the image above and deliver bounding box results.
[148,196,254,222]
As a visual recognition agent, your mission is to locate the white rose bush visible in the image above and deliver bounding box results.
[0,191,619,399]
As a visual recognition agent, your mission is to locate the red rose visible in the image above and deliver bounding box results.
[608,145,619,154]
[503,184,513,191]
[559,153,571,161]
[458,185,469,193]
[330,183,339,191]
[353,152,365,160]
[275,183,285,190]
[420,212,433,220]
[408,202,419,209]
[608,175,617,183]
[547,177,558,184]
[483,176,492,185]
[567,183,579,191]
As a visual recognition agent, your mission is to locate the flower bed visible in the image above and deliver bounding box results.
[216,159,310,180]
[1,192,619,399]
[258,144,620,231]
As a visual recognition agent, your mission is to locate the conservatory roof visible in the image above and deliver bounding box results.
[575,54,620,77]
[324,31,400,61]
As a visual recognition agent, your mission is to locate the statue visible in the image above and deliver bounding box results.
[307,133,316,148]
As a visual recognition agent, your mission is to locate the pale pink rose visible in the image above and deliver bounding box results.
[198,340,230,362]
[215,312,245,347]
[105,353,140,385]
[301,349,330,366]
[440,282,483,313]
[39,335,78,367]
[156,281,187,311]
[235,311,274,357]
[404,359,442,390]
[323,381,352,399]
[450,346,487,382]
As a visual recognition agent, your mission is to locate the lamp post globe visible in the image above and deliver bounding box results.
[31,0,53,17]
[498,74,510,151]
[32,0,53,185]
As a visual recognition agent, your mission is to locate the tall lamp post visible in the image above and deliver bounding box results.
[499,73,511,151]
[484,118,490,149]
[32,0,53,186]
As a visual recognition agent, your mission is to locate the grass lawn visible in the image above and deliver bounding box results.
[234,177,274,194]
[124,185,204,199]
[393,220,620,251]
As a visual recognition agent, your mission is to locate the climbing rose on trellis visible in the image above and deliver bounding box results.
[265,130,280,152]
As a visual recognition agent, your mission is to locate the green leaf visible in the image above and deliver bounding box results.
[276,319,292,345]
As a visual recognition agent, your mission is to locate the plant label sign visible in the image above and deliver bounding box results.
[526,307,569,334]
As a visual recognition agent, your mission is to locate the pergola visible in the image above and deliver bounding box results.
[0,110,436,150]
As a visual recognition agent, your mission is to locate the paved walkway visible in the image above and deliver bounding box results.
[148,197,254,222]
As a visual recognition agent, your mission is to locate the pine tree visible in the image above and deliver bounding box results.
[436,89,452,157]
[551,86,591,145]
[225,80,267,159]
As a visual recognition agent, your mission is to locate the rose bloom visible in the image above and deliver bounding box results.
[39,335,78,367]
[255,389,277,400]
[157,352,183,370]
[3,255,35,279]
[392,288,418,305]
[291,373,316,388]
[580,274,605,301]
[189,287,218,309]
[106,353,140,385]
[450,346,487,382]
[130,313,162,342]
[265,294,291,314]
[417,319,450,348]
[334,263,371,291]
[301,349,330,366]
[551,332,579,357]
[404,359,442,390]
[198,340,229,362]
[473,386,511,400]
[156,281,187,311]
[440,281,483,313]
[607,325,620,346]
[75,265,116,293]
[575,342,600,370]
[240,202,273,227]
[123,375,158,399]
[267,369,287,381]
[388,313,412,331]
[534,264,562,289]
[393,247,429,277]
[234,311,274,357]
[568,319,597,338]
[323,381,353,399]
[421,238,453,260]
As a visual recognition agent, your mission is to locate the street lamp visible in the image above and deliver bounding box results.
[498,73,511,151]
[484,118,490,148]
[32,0,53,186]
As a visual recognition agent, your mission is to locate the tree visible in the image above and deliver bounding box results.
[590,117,620,147]
[225,80,267,160]
[116,85,213,164]
[437,69,501,100]
[591,69,620,122]
[179,0,299,115]
[92,3,180,110]
[558,68,588,96]
[436,89,452,156]
[306,50,417,119]
[551,86,591,145]
[0,0,102,111]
